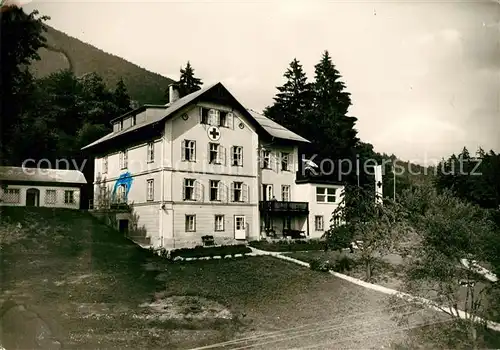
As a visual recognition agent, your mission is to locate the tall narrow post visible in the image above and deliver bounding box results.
[393,162,396,202]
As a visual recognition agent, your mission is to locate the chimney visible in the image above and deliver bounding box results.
[169,83,180,104]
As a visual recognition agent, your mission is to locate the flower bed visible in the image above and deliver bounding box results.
[169,244,252,260]
[248,239,325,252]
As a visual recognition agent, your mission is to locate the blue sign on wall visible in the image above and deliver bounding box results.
[112,172,133,200]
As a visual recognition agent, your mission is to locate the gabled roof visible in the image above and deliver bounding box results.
[0,167,87,185]
[81,82,310,151]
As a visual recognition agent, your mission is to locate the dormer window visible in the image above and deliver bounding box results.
[115,120,123,132]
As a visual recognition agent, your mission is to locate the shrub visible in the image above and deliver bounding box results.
[169,244,251,260]
[332,256,355,273]
[248,239,325,252]
[309,258,334,272]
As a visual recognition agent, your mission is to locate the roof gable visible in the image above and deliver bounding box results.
[81,82,310,151]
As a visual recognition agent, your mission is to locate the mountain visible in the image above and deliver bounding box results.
[30,25,175,105]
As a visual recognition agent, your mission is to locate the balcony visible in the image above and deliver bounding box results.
[259,200,309,214]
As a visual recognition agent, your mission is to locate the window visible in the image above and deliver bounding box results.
[316,187,336,203]
[284,217,291,230]
[219,111,227,127]
[103,156,108,174]
[261,150,271,169]
[263,184,273,201]
[147,142,154,162]
[183,140,196,161]
[208,109,220,125]
[332,215,341,227]
[281,185,290,201]
[147,179,154,201]
[183,179,195,200]
[185,215,196,232]
[64,190,75,204]
[200,107,209,124]
[45,190,57,204]
[3,189,20,203]
[131,115,136,126]
[232,182,243,202]
[209,143,220,164]
[281,152,290,171]
[116,185,126,203]
[120,150,128,169]
[210,180,220,201]
[215,215,224,231]
[232,146,243,166]
[315,216,324,231]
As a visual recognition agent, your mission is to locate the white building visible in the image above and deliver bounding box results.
[0,167,86,209]
[82,83,343,249]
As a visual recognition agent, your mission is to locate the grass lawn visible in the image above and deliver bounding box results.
[1,207,433,349]
[287,249,500,347]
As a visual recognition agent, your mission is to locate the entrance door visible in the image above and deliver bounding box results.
[26,188,40,207]
[118,219,129,234]
[234,216,246,240]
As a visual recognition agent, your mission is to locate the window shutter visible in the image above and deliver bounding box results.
[220,183,227,203]
[220,146,226,165]
[193,141,196,160]
[271,152,278,172]
[230,182,235,202]
[74,191,80,204]
[208,143,211,163]
[227,112,234,129]
[242,184,249,202]
[215,111,220,126]
[182,180,186,200]
[289,153,295,172]
[195,181,204,202]
[199,107,203,123]
[181,140,186,161]
[259,149,264,168]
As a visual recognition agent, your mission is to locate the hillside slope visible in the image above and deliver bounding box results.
[30,25,175,105]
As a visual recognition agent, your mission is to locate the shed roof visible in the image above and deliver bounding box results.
[0,167,87,185]
[246,109,310,143]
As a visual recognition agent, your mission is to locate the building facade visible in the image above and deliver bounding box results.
[82,83,343,249]
[0,167,86,209]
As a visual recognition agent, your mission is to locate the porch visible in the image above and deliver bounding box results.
[259,201,309,239]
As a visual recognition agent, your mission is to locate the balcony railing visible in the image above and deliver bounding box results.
[259,200,309,213]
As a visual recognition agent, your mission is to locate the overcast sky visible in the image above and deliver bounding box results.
[24,0,500,164]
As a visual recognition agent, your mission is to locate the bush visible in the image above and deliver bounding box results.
[332,256,355,272]
[309,255,355,273]
[248,239,325,252]
[309,258,334,272]
[169,244,251,260]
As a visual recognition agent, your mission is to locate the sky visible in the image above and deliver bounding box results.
[23,0,500,165]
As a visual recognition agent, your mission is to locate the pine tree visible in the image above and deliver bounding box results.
[113,78,131,115]
[309,50,359,164]
[264,58,312,133]
[178,61,203,97]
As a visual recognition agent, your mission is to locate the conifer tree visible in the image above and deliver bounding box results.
[113,78,131,115]
[309,50,359,161]
[264,58,312,133]
[178,61,203,97]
